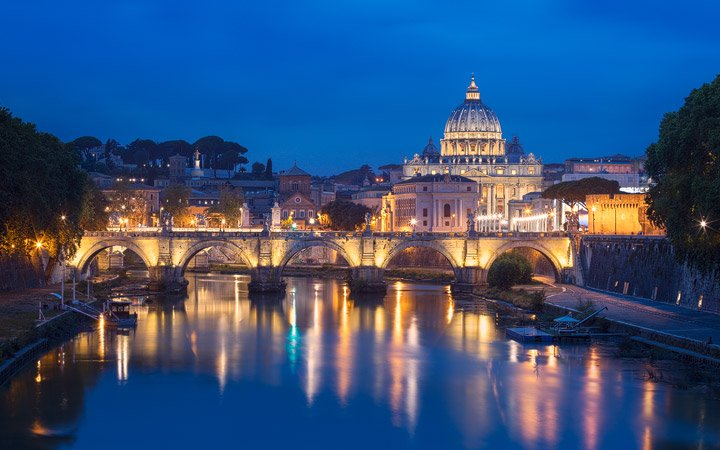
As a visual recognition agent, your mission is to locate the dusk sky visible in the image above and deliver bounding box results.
[2,0,719,174]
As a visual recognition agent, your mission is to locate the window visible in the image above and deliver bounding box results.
[511,169,517,175]
[497,168,505,175]
[423,220,427,226]
[308,209,313,218]
[423,208,428,217]
[282,210,288,219]
[444,203,451,217]
[423,186,428,191]
[299,210,305,218]
[292,182,299,191]
[466,186,471,191]
[528,167,535,174]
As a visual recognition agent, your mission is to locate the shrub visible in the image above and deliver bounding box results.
[487,252,533,289]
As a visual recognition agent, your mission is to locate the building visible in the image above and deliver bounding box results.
[401,75,544,219]
[562,154,648,191]
[278,163,318,229]
[351,186,388,211]
[586,193,663,235]
[102,181,162,228]
[380,174,479,232]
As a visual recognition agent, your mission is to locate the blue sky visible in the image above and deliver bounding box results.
[2,0,719,174]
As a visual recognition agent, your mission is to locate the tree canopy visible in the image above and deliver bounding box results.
[0,107,96,268]
[207,186,245,227]
[542,177,620,209]
[645,74,720,272]
[487,252,533,290]
[162,184,192,226]
[319,200,371,231]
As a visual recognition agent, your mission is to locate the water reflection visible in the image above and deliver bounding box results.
[1,275,719,450]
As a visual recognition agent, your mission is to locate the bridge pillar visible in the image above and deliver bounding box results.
[149,265,188,293]
[451,267,487,294]
[249,267,286,293]
[350,267,387,293]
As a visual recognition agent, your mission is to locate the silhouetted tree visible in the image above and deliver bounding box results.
[646,74,720,272]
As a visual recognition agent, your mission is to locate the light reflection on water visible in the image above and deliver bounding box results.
[1,274,719,450]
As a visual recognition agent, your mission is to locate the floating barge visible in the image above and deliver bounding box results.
[506,327,556,343]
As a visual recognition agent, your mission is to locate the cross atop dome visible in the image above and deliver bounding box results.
[466,73,480,101]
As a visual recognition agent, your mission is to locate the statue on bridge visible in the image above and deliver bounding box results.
[467,210,477,236]
[161,210,173,233]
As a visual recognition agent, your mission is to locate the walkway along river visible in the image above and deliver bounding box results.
[1,274,719,449]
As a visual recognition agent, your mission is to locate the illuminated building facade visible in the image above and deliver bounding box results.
[401,76,544,219]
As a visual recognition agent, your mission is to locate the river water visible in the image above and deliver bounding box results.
[1,274,719,450]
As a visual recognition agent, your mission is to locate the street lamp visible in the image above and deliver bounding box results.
[410,217,417,233]
[221,218,226,232]
[700,219,707,229]
[591,205,596,234]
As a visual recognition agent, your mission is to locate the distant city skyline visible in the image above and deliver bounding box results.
[1,1,719,175]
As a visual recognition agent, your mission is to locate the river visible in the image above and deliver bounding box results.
[1,274,718,449]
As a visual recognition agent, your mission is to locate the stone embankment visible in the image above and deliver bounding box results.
[580,236,720,314]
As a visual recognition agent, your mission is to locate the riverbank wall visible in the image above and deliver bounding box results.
[0,304,96,386]
[580,236,720,314]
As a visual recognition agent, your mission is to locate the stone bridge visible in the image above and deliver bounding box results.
[70,229,575,293]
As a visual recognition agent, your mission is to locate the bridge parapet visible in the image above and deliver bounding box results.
[73,230,575,294]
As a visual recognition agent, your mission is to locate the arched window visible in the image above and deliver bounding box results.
[444,203,451,217]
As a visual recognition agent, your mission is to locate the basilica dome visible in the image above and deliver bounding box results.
[440,75,505,157]
[444,75,502,135]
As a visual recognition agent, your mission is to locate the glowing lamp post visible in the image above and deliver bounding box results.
[409,218,417,234]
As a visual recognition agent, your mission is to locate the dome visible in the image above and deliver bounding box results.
[444,75,502,135]
[421,137,439,157]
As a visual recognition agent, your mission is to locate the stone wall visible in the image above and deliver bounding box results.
[580,236,720,314]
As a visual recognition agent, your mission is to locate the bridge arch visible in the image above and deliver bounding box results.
[379,240,462,271]
[177,240,255,274]
[76,240,154,275]
[485,241,563,280]
[277,239,359,273]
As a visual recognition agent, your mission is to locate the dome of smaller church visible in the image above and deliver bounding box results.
[421,137,439,157]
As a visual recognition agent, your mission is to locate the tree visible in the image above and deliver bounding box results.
[265,158,273,179]
[69,136,102,152]
[0,107,87,276]
[162,184,191,226]
[251,161,265,176]
[646,74,720,272]
[194,136,249,173]
[542,177,620,211]
[208,186,245,227]
[125,139,157,166]
[320,200,371,231]
[542,177,620,230]
[107,181,148,227]
[487,252,533,290]
[78,179,109,231]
